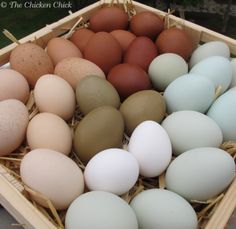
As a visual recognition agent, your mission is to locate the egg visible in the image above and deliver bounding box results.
[207,89,236,141]
[46,37,82,66]
[190,56,232,94]
[0,99,29,156]
[230,58,236,88]
[10,43,54,87]
[107,63,151,99]
[166,147,235,201]
[189,41,230,68]
[148,53,188,91]
[130,189,198,229]
[110,30,136,52]
[84,148,139,195]
[162,111,223,156]
[124,36,158,71]
[70,28,95,53]
[74,106,124,163]
[155,28,194,60]
[0,69,29,103]
[20,149,84,210]
[65,191,138,229]
[130,11,164,40]
[120,90,166,136]
[76,75,120,115]
[128,121,172,177]
[89,6,129,32]
[84,32,122,74]
[164,74,215,114]
[34,74,75,120]
[54,57,105,89]
[26,113,72,155]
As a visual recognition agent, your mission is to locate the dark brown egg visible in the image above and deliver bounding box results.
[84,32,123,74]
[107,63,152,100]
[155,28,194,60]
[89,6,129,32]
[130,11,164,40]
[124,36,158,71]
[70,28,95,53]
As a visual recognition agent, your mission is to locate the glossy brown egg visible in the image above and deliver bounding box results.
[70,28,95,53]
[130,11,164,40]
[156,28,194,60]
[124,36,158,71]
[89,6,129,32]
[84,32,123,74]
[107,63,151,99]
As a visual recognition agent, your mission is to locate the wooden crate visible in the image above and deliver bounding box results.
[0,1,236,228]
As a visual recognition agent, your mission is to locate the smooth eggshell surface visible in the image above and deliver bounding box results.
[20,149,84,210]
[230,59,236,88]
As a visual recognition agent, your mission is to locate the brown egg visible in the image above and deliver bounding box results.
[110,30,136,52]
[84,32,122,74]
[156,28,194,60]
[10,43,54,87]
[107,63,151,99]
[130,11,164,40]
[124,36,158,71]
[70,28,95,53]
[47,37,82,66]
[89,6,129,32]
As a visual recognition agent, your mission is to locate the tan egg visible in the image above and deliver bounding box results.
[20,149,84,210]
[0,99,29,156]
[10,43,54,87]
[26,113,72,155]
[34,74,76,120]
[0,69,30,103]
[54,57,105,89]
[47,37,83,66]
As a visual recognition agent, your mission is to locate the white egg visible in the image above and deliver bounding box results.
[84,148,139,195]
[128,120,172,178]
[230,59,236,88]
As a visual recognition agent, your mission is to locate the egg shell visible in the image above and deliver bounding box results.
[74,106,124,163]
[130,189,198,229]
[164,73,215,114]
[20,149,84,210]
[155,28,194,60]
[70,28,95,53]
[65,191,138,229]
[76,75,120,115]
[230,59,236,88]
[148,53,188,91]
[26,113,72,155]
[189,41,230,68]
[166,147,235,201]
[124,36,158,71]
[110,30,136,52]
[162,111,223,156]
[34,74,75,120]
[207,89,236,141]
[129,11,164,40]
[120,90,166,136]
[107,63,152,99]
[84,32,123,74]
[54,57,105,89]
[84,148,139,195]
[47,37,82,66]
[128,121,172,177]
[10,43,54,87]
[190,56,232,94]
[0,99,29,156]
[0,69,29,103]
[89,6,129,32]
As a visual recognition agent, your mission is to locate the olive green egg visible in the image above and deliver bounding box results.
[76,75,121,115]
[120,90,166,136]
[74,106,124,163]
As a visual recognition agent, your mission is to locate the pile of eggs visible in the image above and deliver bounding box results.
[1,5,236,229]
